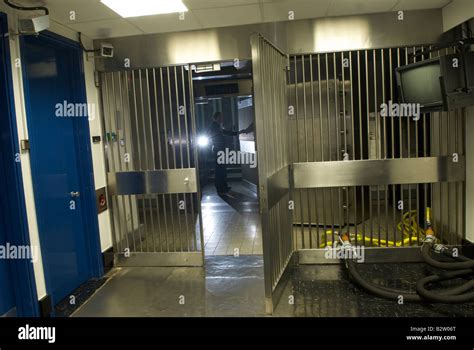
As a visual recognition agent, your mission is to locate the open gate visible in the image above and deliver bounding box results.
[100,65,204,267]
[251,34,295,314]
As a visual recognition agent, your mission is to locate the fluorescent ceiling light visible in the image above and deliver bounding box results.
[100,0,188,18]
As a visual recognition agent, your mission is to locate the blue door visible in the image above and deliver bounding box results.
[21,33,101,306]
[0,189,15,316]
[0,12,38,317]
[0,15,16,317]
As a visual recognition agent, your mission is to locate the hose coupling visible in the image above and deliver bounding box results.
[432,243,448,254]
[423,234,436,245]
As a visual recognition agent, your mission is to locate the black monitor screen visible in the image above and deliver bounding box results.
[398,61,443,108]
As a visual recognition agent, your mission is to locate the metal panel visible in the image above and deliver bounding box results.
[293,157,465,188]
[251,33,293,315]
[94,10,448,71]
[99,66,204,266]
[108,169,198,195]
[298,247,424,264]
[267,165,290,209]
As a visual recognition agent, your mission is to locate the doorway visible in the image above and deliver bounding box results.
[191,59,262,257]
[20,32,102,308]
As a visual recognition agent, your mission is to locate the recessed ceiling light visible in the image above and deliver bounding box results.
[100,0,188,18]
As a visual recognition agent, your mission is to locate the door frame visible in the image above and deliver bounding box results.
[0,12,39,317]
[20,31,103,305]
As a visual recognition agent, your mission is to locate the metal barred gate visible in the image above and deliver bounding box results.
[100,65,205,267]
[251,34,295,314]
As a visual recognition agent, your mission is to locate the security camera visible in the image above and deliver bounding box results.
[101,43,114,58]
[18,14,50,34]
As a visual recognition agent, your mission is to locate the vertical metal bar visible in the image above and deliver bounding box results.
[294,56,305,248]
[310,54,320,249]
[181,66,195,251]
[152,68,167,252]
[358,51,365,241]
[365,50,373,244]
[447,110,451,243]
[381,49,389,246]
[438,107,444,242]
[188,67,205,258]
[326,53,335,240]
[334,52,343,239]
[406,47,412,245]
[167,67,181,251]
[121,71,138,253]
[415,46,420,245]
[373,49,381,245]
[138,69,150,252]
[318,53,327,246]
[145,69,158,252]
[389,49,397,244]
[396,48,404,246]
[302,55,313,247]
[156,68,170,252]
[162,67,176,252]
[116,72,132,253]
[341,51,349,237]
[349,52,357,245]
[174,66,188,252]
[131,70,145,252]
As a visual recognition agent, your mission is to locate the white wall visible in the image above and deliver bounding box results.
[0,4,112,303]
[442,0,474,32]
[83,44,113,252]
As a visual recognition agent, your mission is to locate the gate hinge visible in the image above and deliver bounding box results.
[94,71,100,88]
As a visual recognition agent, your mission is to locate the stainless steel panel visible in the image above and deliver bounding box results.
[297,247,424,264]
[94,10,448,71]
[107,169,198,195]
[267,165,290,210]
[293,157,465,188]
[251,33,293,315]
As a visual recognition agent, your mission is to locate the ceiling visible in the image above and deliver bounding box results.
[21,0,453,39]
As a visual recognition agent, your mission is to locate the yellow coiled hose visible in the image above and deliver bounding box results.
[319,210,426,248]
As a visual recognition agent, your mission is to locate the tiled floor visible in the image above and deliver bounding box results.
[201,181,262,256]
[73,257,474,317]
[73,256,266,317]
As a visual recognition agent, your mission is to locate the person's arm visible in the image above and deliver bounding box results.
[222,128,239,136]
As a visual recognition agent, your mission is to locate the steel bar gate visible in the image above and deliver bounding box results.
[287,47,466,262]
[251,34,294,314]
[100,66,205,266]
